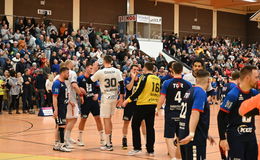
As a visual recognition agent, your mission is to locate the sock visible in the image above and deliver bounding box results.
[64,130,69,143]
[79,130,83,141]
[106,134,111,146]
[59,127,65,143]
[67,130,71,141]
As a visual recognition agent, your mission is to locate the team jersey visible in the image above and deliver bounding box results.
[179,86,210,146]
[221,82,237,100]
[161,78,192,120]
[52,79,69,107]
[77,74,100,100]
[91,67,123,100]
[220,87,259,140]
[124,76,139,99]
[53,70,78,103]
[161,74,173,83]
[128,73,161,106]
[183,72,213,95]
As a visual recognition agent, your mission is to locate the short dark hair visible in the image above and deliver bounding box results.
[86,61,93,67]
[240,65,257,80]
[103,55,113,64]
[172,62,183,74]
[196,69,210,78]
[144,62,154,71]
[130,64,139,70]
[167,61,175,72]
[231,71,240,80]
[60,67,69,73]
[192,59,204,68]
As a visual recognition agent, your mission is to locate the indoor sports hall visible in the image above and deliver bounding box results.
[0,0,259,160]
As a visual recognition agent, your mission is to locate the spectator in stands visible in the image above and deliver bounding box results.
[35,69,46,108]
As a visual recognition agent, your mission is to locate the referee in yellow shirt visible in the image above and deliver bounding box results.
[123,62,161,156]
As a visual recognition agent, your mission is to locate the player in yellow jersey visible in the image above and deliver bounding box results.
[123,62,161,156]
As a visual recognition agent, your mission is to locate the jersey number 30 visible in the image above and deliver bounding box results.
[105,78,117,88]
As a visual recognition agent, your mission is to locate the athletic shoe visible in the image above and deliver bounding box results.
[65,142,74,149]
[122,137,127,149]
[53,142,60,151]
[100,145,113,151]
[147,152,155,157]
[128,150,142,156]
[59,144,72,152]
[69,138,76,144]
[77,139,85,146]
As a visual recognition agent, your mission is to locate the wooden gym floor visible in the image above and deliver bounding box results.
[0,105,259,160]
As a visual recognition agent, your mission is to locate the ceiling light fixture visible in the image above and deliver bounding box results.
[243,0,257,2]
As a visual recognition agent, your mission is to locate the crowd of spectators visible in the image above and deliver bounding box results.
[162,32,260,98]
[0,15,259,114]
[0,16,149,114]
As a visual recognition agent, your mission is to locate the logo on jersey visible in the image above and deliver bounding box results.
[237,125,253,134]
[225,100,233,109]
[239,94,244,101]
[82,78,86,82]
[184,92,190,99]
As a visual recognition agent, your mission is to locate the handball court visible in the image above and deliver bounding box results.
[0,105,259,160]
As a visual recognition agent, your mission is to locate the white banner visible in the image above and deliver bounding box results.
[149,16,162,24]
[137,14,150,23]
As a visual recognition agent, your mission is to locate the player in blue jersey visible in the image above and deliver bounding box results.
[178,70,212,160]
[156,62,192,160]
[161,61,175,82]
[218,65,259,160]
[121,64,146,149]
[77,62,104,147]
[52,67,71,152]
[220,71,240,101]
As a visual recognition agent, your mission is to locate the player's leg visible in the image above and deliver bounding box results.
[144,106,156,155]
[122,103,134,149]
[92,100,104,146]
[141,120,147,142]
[100,101,115,151]
[77,103,90,146]
[65,104,79,148]
[129,106,143,155]
[227,135,245,159]
[56,109,71,152]
[164,117,177,159]
[245,137,258,160]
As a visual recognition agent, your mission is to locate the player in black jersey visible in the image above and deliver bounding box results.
[52,67,71,152]
[220,71,240,101]
[156,62,192,160]
[179,70,213,160]
[77,62,104,147]
[218,65,259,160]
[121,65,146,149]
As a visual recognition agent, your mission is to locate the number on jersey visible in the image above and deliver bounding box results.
[105,78,117,88]
[174,91,182,103]
[152,82,160,92]
[180,102,187,119]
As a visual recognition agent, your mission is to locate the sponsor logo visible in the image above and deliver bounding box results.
[237,125,253,134]
[184,92,190,99]
[239,94,244,101]
[225,101,233,109]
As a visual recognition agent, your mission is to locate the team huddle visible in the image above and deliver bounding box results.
[51,55,259,160]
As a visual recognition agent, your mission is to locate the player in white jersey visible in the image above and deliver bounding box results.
[91,55,125,151]
[53,61,84,149]
[183,59,214,93]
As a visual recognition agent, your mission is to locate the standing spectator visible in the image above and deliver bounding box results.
[35,69,46,108]
[45,73,54,107]
[22,69,33,113]
[156,53,166,69]
[16,58,27,74]
[8,70,22,114]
